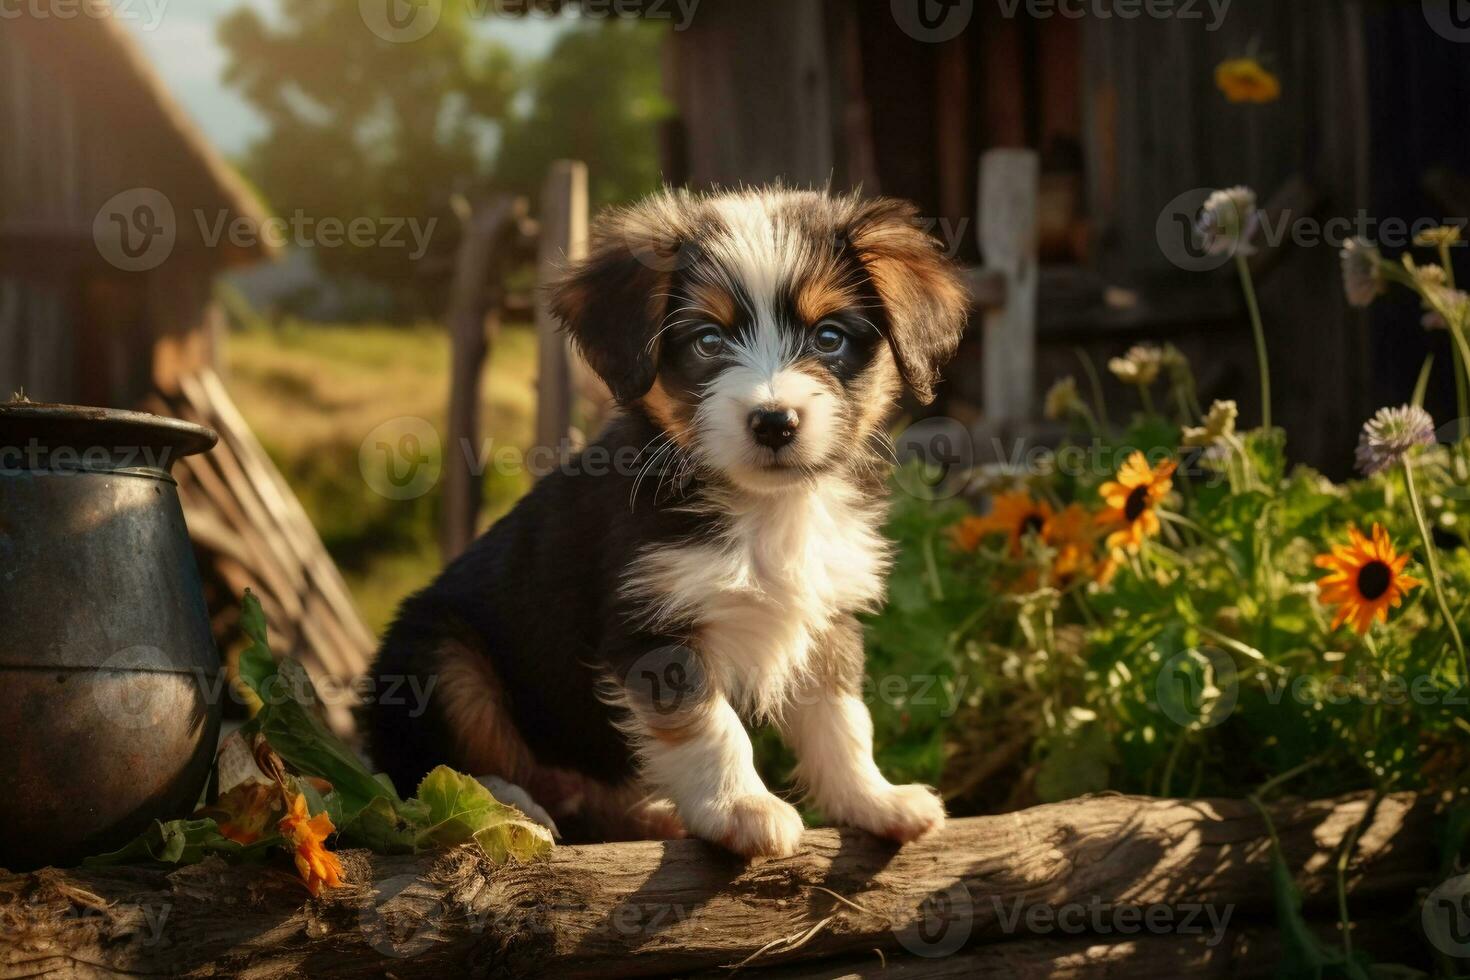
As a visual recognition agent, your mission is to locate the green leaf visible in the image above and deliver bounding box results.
[339,795,422,855]
[83,818,278,868]
[236,589,276,701]
[238,591,402,818]
[413,766,553,862]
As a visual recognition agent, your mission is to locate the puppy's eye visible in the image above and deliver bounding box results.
[692,327,726,359]
[813,322,848,355]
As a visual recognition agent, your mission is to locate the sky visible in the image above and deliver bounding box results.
[122,0,571,158]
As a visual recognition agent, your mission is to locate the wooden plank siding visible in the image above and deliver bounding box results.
[0,12,268,407]
[1080,0,1373,467]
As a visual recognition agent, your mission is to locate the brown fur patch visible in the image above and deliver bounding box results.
[640,379,695,446]
[685,280,737,326]
[844,199,971,403]
[435,641,539,784]
[436,641,680,842]
[794,269,861,325]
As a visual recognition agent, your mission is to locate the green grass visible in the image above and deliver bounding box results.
[226,319,540,635]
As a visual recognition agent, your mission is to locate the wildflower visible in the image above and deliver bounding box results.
[1355,405,1436,476]
[1413,225,1463,249]
[1108,345,1165,387]
[1339,238,1384,308]
[1403,254,1447,289]
[1196,186,1259,257]
[1047,504,1108,585]
[1422,286,1470,332]
[278,792,344,896]
[1097,452,1177,552]
[1182,399,1238,449]
[963,491,1054,556]
[1215,58,1280,103]
[1314,524,1421,634]
[949,516,988,553]
[1044,377,1084,421]
[1160,344,1191,383]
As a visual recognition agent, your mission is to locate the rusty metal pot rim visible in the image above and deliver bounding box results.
[0,402,218,473]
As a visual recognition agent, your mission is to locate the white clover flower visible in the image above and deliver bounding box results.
[1339,238,1384,308]
[1355,404,1436,476]
[1196,186,1259,257]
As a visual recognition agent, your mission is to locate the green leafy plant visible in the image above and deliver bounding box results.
[87,592,551,889]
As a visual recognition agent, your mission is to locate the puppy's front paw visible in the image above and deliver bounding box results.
[842,784,946,844]
[881,784,946,843]
[690,793,804,859]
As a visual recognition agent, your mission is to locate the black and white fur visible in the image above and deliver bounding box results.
[364,187,970,858]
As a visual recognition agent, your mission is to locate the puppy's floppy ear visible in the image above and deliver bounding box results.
[550,200,686,403]
[844,197,971,404]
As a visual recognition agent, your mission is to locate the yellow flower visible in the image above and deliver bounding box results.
[1097,452,1177,552]
[1215,58,1280,104]
[1314,523,1421,634]
[278,792,345,896]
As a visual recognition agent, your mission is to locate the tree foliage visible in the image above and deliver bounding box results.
[219,5,670,319]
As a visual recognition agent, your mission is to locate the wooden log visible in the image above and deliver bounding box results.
[733,917,1423,980]
[535,160,589,458]
[0,793,1436,979]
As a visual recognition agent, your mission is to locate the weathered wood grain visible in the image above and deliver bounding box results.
[0,793,1436,979]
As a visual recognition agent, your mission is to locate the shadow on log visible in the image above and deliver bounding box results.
[0,793,1439,978]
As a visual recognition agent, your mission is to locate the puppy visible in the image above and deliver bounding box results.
[364,187,969,858]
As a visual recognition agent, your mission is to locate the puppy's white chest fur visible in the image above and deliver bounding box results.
[624,479,889,716]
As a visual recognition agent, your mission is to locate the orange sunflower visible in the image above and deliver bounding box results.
[952,491,1054,555]
[1314,523,1422,634]
[278,791,345,896]
[1097,452,1177,552]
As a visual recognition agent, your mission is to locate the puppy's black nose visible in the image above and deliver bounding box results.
[748,408,799,449]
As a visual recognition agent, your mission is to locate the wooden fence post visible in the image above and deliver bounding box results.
[440,195,519,563]
[535,161,589,456]
[978,149,1040,430]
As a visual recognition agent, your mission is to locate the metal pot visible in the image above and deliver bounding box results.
[0,403,221,870]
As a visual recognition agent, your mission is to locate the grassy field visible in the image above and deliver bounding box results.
[225,320,540,635]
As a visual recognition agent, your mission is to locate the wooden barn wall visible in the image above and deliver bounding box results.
[1082,0,1373,470]
[664,0,837,190]
[0,19,231,407]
